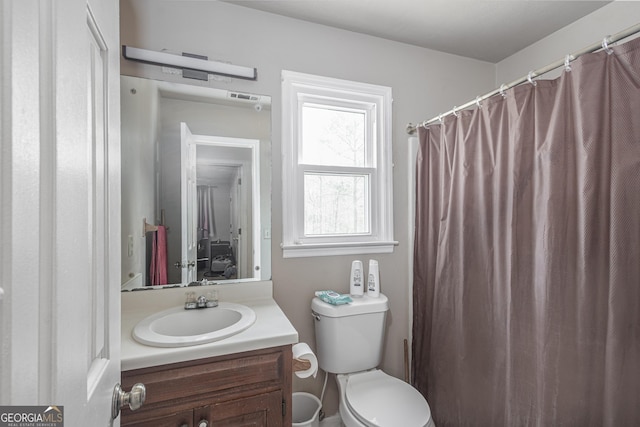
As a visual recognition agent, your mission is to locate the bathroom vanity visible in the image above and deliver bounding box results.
[120,281,298,426]
[121,345,291,426]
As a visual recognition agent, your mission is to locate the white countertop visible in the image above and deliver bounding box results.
[121,281,299,371]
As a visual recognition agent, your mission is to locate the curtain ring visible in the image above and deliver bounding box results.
[499,84,507,98]
[527,71,537,86]
[602,35,614,55]
[475,96,482,108]
[564,54,572,72]
[452,106,459,117]
[438,114,443,123]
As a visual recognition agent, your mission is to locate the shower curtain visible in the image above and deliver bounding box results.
[412,36,640,426]
[197,185,217,241]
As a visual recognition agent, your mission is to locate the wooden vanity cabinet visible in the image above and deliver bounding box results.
[121,345,292,427]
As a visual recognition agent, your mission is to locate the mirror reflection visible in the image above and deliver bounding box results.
[120,75,271,290]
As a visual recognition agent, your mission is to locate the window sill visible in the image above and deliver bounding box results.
[281,241,398,258]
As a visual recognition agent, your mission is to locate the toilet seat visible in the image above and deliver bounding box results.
[344,370,431,427]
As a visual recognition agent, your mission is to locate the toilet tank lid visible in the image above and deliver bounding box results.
[312,293,388,317]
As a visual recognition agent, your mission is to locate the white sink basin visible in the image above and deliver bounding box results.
[132,302,256,347]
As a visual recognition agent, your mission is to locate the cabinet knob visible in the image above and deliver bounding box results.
[198,420,209,427]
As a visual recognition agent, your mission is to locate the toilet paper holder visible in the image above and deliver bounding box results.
[293,358,312,372]
[292,342,318,378]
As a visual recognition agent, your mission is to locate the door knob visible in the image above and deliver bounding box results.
[111,382,146,420]
[174,261,196,268]
[198,420,209,427]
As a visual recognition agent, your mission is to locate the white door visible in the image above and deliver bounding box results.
[0,0,129,425]
[230,168,243,274]
[181,123,198,284]
[234,165,252,278]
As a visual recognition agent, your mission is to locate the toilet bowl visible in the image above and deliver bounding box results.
[337,370,433,427]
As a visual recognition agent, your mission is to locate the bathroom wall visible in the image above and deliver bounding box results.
[496,2,640,83]
[119,0,497,415]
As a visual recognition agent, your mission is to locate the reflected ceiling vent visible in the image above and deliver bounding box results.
[228,92,260,102]
[227,91,270,110]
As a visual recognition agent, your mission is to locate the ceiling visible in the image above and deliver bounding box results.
[221,0,611,62]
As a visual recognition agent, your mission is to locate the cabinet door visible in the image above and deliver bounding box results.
[122,409,193,427]
[194,390,283,427]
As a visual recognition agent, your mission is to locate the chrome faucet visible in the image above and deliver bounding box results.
[184,291,219,310]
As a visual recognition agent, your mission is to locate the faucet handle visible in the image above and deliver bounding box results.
[205,290,219,308]
[184,291,197,309]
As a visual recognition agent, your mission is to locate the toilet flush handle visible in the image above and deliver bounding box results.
[311,310,320,321]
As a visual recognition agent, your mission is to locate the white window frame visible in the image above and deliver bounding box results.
[281,70,396,258]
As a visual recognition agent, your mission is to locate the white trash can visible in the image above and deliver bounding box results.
[292,392,322,427]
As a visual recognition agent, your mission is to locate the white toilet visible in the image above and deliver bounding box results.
[312,293,435,427]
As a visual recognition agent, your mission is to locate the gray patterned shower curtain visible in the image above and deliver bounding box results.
[412,36,640,426]
[198,185,217,241]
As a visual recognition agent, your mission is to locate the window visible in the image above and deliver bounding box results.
[281,71,395,257]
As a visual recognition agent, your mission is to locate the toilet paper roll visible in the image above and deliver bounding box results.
[292,342,318,379]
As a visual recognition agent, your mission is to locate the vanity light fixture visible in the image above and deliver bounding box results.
[122,46,257,81]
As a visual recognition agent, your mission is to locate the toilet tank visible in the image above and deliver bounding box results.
[312,294,389,374]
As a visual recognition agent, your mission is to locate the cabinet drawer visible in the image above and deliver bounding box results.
[121,408,192,427]
[122,348,285,407]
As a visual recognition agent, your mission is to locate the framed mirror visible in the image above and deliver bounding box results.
[120,75,271,290]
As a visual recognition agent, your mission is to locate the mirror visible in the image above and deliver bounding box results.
[120,75,271,290]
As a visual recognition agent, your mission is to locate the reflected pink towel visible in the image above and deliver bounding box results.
[150,225,168,285]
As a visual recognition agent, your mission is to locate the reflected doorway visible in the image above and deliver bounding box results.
[182,130,260,283]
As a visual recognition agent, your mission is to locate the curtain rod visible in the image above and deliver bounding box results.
[406,22,640,135]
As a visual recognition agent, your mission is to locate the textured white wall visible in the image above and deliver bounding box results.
[120,0,496,414]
